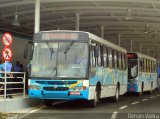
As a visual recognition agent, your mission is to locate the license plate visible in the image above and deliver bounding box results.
[70,91,80,95]
[129,88,136,91]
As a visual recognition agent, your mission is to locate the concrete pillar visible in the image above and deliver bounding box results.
[76,13,80,31]
[147,48,150,55]
[34,0,40,33]
[118,34,121,46]
[130,40,133,52]
[140,44,142,53]
[101,25,104,38]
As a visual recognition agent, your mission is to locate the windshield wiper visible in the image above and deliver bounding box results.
[49,65,57,77]
[46,42,54,59]
[64,41,75,54]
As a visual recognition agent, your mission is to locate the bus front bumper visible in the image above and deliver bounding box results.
[28,89,89,100]
[127,84,138,92]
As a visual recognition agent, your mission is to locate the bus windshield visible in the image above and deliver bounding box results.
[31,41,88,78]
[128,59,138,79]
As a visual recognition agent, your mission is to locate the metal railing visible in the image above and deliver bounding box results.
[0,71,26,99]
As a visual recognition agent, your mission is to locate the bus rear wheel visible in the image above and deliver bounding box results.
[44,99,53,107]
[138,84,143,96]
[148,82,153,94]
[113,86,119,102]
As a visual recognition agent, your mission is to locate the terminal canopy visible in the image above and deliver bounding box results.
[0,0,160,57]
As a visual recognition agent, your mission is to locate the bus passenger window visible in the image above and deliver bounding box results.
[97,45,101,67]
[119,52,121,69]
[108,48,112,68]
[112,49,115,68]
[100,45,104,66]
[117,51,119,69]
[90,46,95,67]
[103,47,107,68]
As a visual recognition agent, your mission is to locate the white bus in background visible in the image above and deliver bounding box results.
[127,52,157,95]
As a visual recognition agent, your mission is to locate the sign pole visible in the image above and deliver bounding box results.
[4,61,6,112]
[1,32,13,112]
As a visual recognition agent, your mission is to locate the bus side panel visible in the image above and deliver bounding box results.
[101,68,117,98]
[88,67,103,100]
[120,70,128,95]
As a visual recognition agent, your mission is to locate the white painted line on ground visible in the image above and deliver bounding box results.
[30,101,67,113]
[142,98,148,101]
[131,101,139,105]
[119,105,128,110]
[19,101,67,119]
[156,95,160,97]
[111,111,118,119]
[149,96,154,99]
[30,105,46,113]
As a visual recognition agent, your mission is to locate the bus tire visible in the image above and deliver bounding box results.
[138,83,143,96]
[44,99,53,107]
[88,85,100,108]
[148,82,153,94]
[113,85,119,102]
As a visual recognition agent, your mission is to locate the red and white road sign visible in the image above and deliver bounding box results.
[2,32,13,46]
[2,47,12,61]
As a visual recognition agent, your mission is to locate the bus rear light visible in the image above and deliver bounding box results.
[83,86,86,90]
[72,86,87,91]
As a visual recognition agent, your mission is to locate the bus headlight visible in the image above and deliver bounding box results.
[28,85,41,90]
[72,86,86,91]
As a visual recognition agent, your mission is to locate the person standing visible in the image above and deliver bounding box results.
[13,61,22,72]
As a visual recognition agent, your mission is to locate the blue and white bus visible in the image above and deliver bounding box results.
[25,30,128,107]
[127,52,157,95]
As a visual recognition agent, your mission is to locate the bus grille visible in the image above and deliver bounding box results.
[36,81,77,85]
[43,87,69,91]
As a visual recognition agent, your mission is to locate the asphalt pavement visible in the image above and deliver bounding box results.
[20,89,160,119]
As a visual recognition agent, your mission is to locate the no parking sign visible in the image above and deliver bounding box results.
[2,47,12,61]
[1,32,13,61]
[2,32,13,46]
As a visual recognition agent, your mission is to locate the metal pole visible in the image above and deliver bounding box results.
[76,13,79,31]
[4,61,6,112]
[101,25,104,38]
[118,34,121,46]
[147,48,150,55]
[35,0,40,33]
[140,44,142,53]
[157,54,160,91]
[131,40,133,52]
[23,72,26,98]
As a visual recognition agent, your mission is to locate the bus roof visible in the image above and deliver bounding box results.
[128,52,157,61]
[88,33,127,53]
[39,30,127,53]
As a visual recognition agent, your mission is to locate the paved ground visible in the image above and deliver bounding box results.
[19,89,160,119]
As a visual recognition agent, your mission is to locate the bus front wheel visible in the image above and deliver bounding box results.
[113,85,119,102]
[88,87,100,108]
[44,99,53,107]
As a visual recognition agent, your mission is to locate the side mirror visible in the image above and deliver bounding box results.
[94,46,99,58]
[24,41,34,59]
[140,60,144,66]
[90,68,96,78]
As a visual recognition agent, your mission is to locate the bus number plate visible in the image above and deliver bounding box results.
[70,91,80,95]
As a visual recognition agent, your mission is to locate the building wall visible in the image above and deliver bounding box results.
[0,32,32,71]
